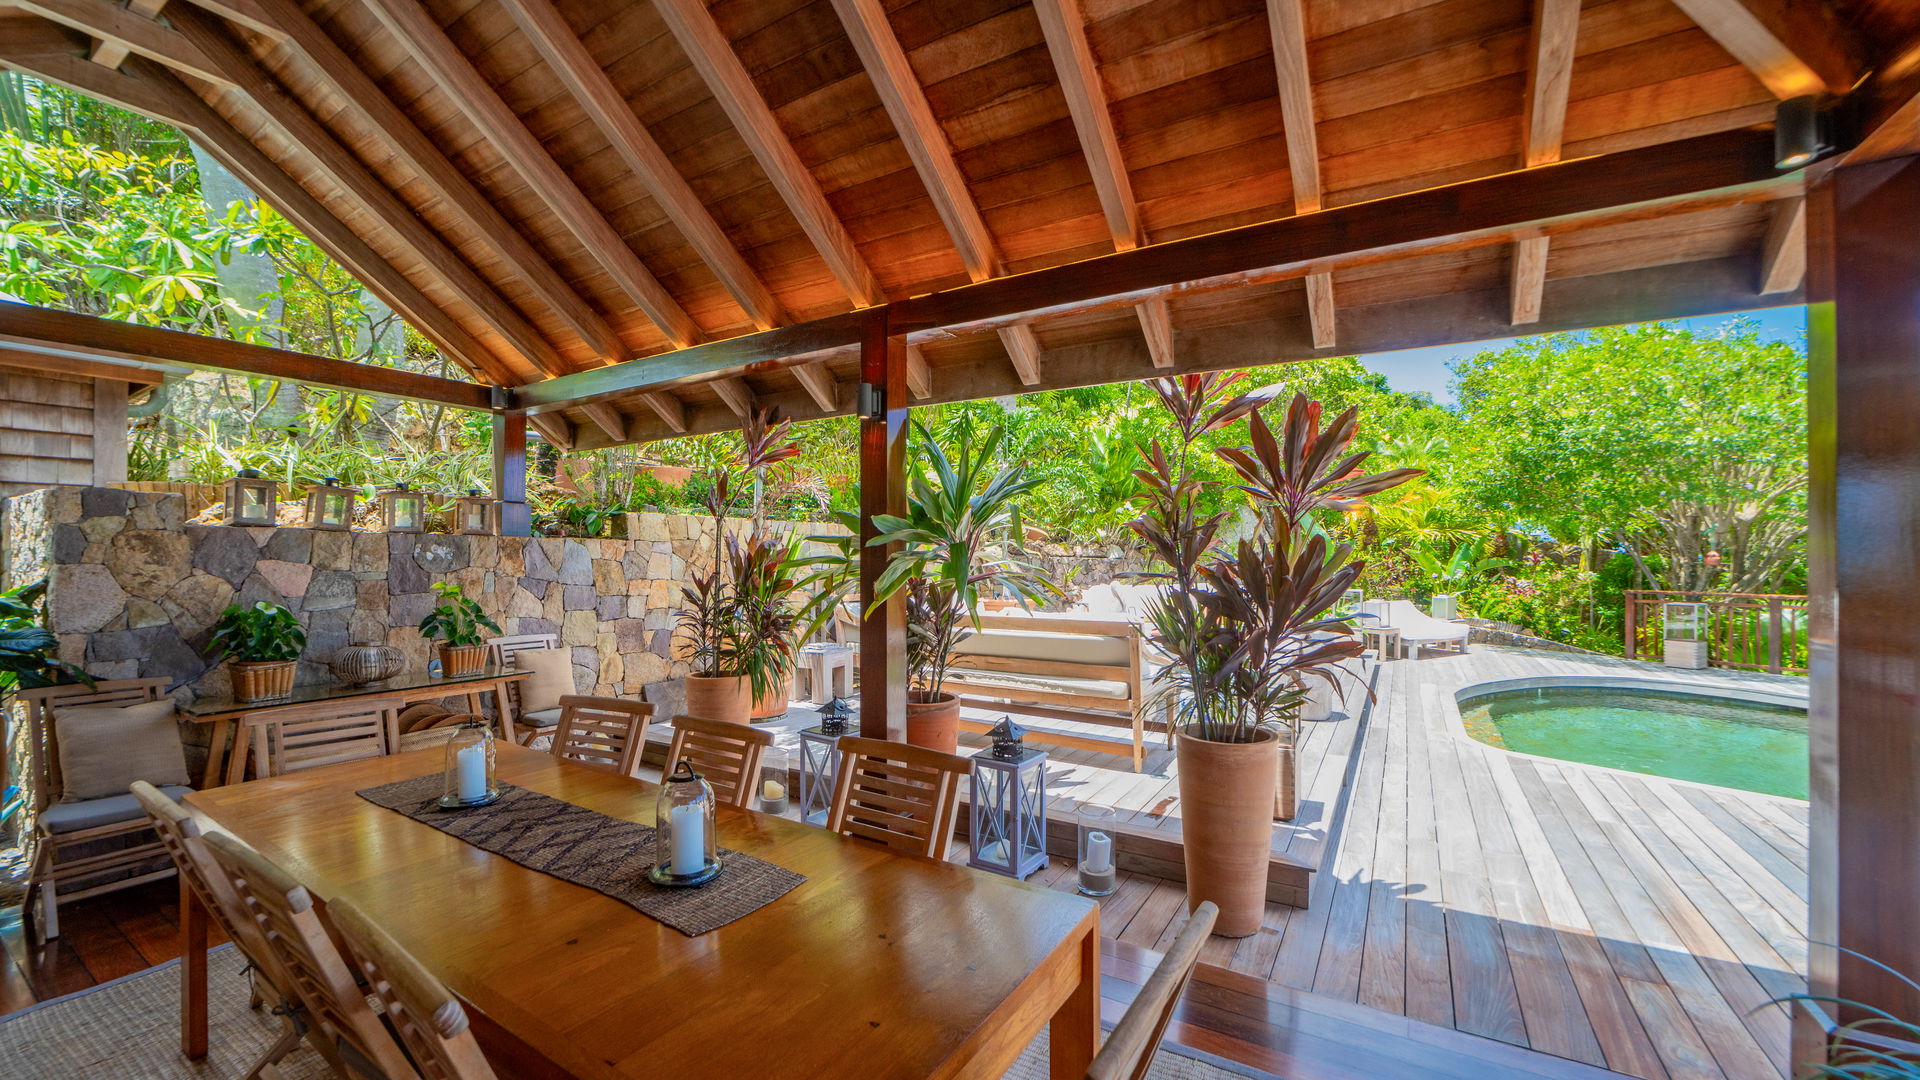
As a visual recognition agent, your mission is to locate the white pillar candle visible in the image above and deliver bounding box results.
[669,802,706,874]
[455,742,488,803]
[762,778,786,802]
[1084,830,1114,875]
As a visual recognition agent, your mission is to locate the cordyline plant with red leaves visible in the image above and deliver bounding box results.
[1130,375,1423,743]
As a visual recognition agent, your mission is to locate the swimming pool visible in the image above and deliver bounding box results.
[1456,682,1808,799]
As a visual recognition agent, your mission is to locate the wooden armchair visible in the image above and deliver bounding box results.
[664,715,775,808]
[549,696,655,777]
[16,678,178,942]
[486,632,559,739]
[327,898,499,1080]
[826,737,970,860]
[1087,902,1218,1080]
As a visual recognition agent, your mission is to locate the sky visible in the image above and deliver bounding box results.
[1354,304,1809,405]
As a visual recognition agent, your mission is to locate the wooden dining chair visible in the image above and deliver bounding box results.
[549,696,655,777]
[826,737,971,860]
[248,697,403,779]
[664,715,775,808]
[1086,901,1218,1080]
[326,898,500,1080]
[132,782,332,1080]
[200,832,421,1080]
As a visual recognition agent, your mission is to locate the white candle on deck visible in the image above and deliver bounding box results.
[670,802,706,874]
[455,741,488,803]
[1084,830,1113,875]
[762,778,786,802]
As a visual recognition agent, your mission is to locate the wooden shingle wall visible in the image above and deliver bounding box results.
[0,372,128,498]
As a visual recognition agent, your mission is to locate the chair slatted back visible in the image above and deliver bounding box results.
[549,696,654,776]
[664,716,774,808]
[826,737,970,860]
[17,679,170,809]
[327,898,499,1080]
[486,634,558,715]
[201,832,420,1080]
[252,697,401,778]
[1087,902,1218,1080]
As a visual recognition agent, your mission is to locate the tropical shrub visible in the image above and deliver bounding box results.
[208,602,306,663]
[417,582,500,647]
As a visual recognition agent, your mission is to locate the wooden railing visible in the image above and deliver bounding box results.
[1624,590,1809,675]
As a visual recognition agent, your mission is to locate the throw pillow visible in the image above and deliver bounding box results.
[515,647,576,715]
[55,700,189,801]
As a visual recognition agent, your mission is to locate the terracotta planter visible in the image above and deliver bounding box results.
[749,673,793,721]
[906,693,961,753]
[686,674,753,725]
[229,660,296,703]
[437,643,489,678]
[1175,727,1278,938]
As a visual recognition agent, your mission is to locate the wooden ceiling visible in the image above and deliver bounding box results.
[0,0,1909,447]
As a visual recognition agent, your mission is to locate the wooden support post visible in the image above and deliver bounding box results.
[858,310,908,741]
[492,408,530,538]
[1801,152,1920,1062]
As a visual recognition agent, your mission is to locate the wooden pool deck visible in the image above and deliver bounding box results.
[643,646,1808,1079]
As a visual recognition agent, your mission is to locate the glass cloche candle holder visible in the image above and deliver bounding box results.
[438,721,499,809]
[1077,805,1119,897]
[759,744,790,815]
[650,759,720,886]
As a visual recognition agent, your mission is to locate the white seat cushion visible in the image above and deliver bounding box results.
[521,707,564,729]
[951,628,1130,667]
[947,670,1131,701]
[42,784,190,834]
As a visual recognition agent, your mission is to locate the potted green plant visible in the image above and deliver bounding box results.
[417,581,501,678]
[1130,375,1419,936]
[868,419,1055,751]
[209,601,307,702]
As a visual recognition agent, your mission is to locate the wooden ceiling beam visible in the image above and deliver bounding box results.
[792,362,839,412]
[651,0,880,309]
[580,402,627,443]
[1032,0,1138,251]
[499,0,781,331]
[515,128,1788,414]
[10,0,232,87]
[358,0,700,348]
[905,344,932,399]
[528,413,575,449]
[1667,0,1858,99]
[1512,0,1580,326]
[89,0,166,71]
[1135,296,1173,369]
[233,0,624,364]
[711,377,754,418]
[1759,195,1806,294]
[998,325,1043,386]
[1265,0,1335,349]
[174,0,282,40]
[0,300,492,409]
[169,6,564,378]
[639,391,687,433]
[829,0,1000,283]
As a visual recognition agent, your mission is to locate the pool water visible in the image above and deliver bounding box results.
[1458,686,1808,799]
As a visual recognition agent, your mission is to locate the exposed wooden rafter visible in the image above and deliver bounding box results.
[651,0,881,309]
[639,391,688,434]
[357,0,700,349]
[1265,0,1334,350]
[1668,0,1856,99]
[88,0,164,70]
[169,6,565,378]
[711,377,754,418]
[580,402,628,443]
[498,0,782,331]
[792,362,839,412]
[905,345,932,399]
[1511,0,1580,326]
[11,0,231,87]
[528,413,575,449]
[1135,296,1174,369]
[1759,195,1806,294]
[829,0,1001,284]
[998,325,1043,386]
[235,0,626,364]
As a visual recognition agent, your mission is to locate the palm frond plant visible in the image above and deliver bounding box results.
[1130,379,1420,936]
[867,419,1058,748]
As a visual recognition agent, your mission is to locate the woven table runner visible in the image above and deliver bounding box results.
[357,775,805,936]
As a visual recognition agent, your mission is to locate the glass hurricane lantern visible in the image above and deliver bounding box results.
[650,760,721,886]
[438,721,500,809]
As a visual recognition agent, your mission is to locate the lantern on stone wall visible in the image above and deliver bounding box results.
[304,478,356,531]
[380,483,428,533]
[224,469,278,527]
[453,489,495,536]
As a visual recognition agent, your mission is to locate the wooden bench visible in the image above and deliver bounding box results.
[942,615,1170,772]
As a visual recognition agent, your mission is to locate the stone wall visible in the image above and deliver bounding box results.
[1,486,842,707]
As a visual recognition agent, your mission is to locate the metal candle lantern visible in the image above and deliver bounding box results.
[797,723,844,826]
[225,469,278,526]
[650,760,720,885]
[304,477,356,531]
[988,716,1025,761]
[817,696,854,735]
[968,746,1048,880]
[759,744,791,815]
[438,721,499,808]
[380,483,428,533]
[453,489,495,535]
[1663,601,1710,669]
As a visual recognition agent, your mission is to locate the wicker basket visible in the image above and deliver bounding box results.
[230,660,296,703]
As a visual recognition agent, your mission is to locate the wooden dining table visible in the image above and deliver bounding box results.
[181,742,1101,1079]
